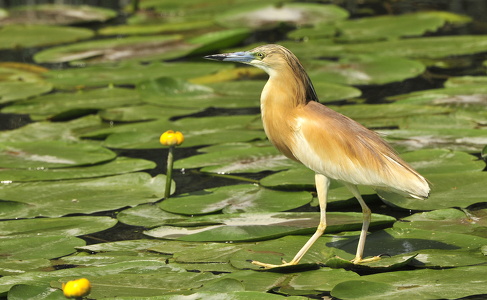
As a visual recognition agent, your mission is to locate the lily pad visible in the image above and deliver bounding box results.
[0,156,156,182]
[174,145,297,173]
[144,212,395,242]
[0,140,116,169]
[43,61,227,90]
[0,24,93,50]
[336,12,455,42]
[331,266,487,300]
[0,235,85,260]
[117,203,188,228]
[0,261,171,294]
[398,149,485,174]
[0,173,169,218]
[2,87,142,120]
[0,4,116,25]
[388,84,487,106]
[0,216,117,237]
[159,184,312,215]
[379,172,487,210]
[35,28,250,65]
[379,128,487,152]
[99,20,214,36]
[0,66,52,104]
[284,35,487,61]
[97,115,264,149]
[0,259,52,277]
[308,56,425,85]
[100,105,202,122]
[217,3,349,29]
[335,227,487,260]
[0,115,102,142]
[395,208,487,237]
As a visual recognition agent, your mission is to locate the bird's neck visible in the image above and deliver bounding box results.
[259,68,311,161]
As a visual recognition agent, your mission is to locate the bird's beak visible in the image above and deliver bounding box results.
[204,51,255,63]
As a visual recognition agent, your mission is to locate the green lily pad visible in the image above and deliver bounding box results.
[331,265,487,300]
[444,76,487,88]
[0,235,85,260]
[284,35,487,60]
[287,22,336,40]
[73,272,220,298]
[35,28,250,65]
[398,149,485,174]
[34,34,186,64]
[324,254,418,271]
[380,128,487,152]
[336,12,454,42]
[99,105,201,122]
[103,291,309,300]
[0,173,169,218]
[0,24,93,50]
[117,203,188,228]
[174,145,297,173]
[0,140,116,169]
[0,115,102,142]
[312,81,362,102]
[159,184,312,215]
[0,216,117,237]
[388,84,487,106]
[99,20,214,36]
[395,208,487,237]
[76,239,190,253]
[228,235,346,269]
[2,87,142,120]
[409,248,487,268]
[380,171,487,210]
[0,259,52,276]
[0,66,52,104]
[336,227,487,260]
[308,56,425,85]
[100,115,265,149]
[0,260,171,294]
[0,157,156,182]
[1,4,116,25]
[217,3,348,29]
[139,77,268,109]
[43,61,227,90]
[144,212,395,242]
[7,285,63,299]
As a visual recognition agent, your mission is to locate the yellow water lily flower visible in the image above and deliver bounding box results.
[62,278,91,298]
[160,130,184,146]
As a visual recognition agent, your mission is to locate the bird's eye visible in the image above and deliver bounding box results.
[256,52,265,59]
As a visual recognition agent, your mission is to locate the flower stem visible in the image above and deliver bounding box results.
[165,146,174,199]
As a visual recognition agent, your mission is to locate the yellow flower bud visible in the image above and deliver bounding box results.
[160,130,184,146]
[62,278,91,298]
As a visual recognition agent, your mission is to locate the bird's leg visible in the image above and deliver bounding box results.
[343,183,381,264]
[251,174,330,269]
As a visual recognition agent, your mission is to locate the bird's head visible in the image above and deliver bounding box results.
[204,44,297,77]
[204,44,319,102]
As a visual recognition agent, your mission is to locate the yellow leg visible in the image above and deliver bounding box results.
[252,173,330,269]
[343,183,380,264]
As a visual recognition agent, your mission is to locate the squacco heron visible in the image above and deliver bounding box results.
[204,44,430,269]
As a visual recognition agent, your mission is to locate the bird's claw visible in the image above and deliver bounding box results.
[351,255,382,264]
[251,259,294,269]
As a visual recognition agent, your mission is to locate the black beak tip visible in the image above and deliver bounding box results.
[204,54,225,61]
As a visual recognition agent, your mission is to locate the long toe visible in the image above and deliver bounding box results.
[351,256,381,264]
[251,260,296,269]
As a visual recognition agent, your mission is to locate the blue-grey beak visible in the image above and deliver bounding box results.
[204,51,254,63]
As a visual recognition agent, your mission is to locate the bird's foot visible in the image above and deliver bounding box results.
[251,259,296,269]
[351,255,381,264]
